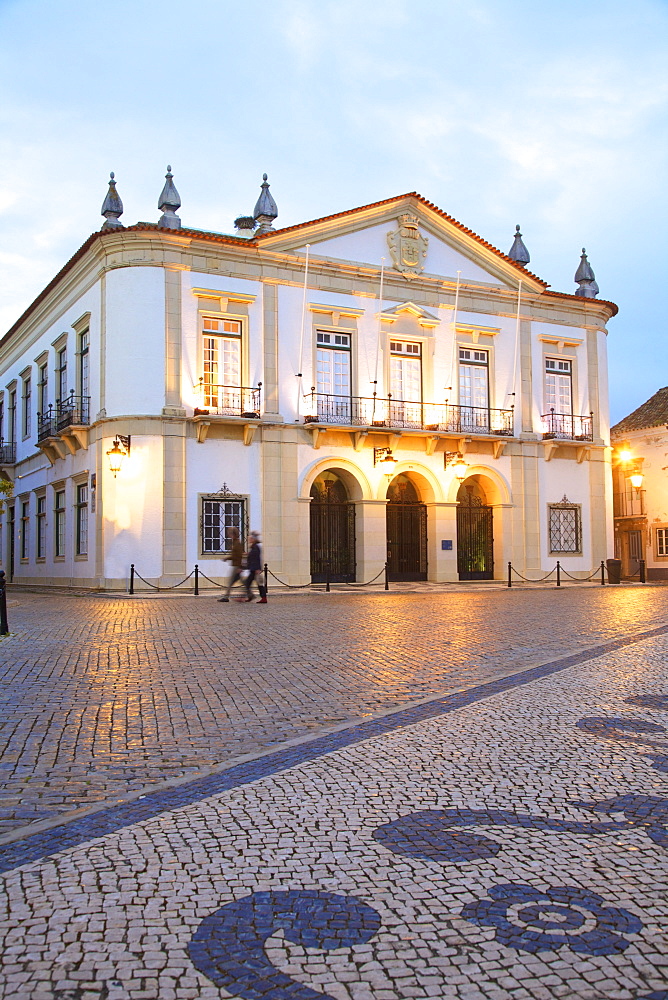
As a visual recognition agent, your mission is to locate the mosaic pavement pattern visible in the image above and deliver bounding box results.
[1,631,667,999]
[2,587,668,836]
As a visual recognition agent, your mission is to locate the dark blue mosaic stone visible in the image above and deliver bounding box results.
[188,890,381,1000]
[1,627,667,875]
[461,883,642,955]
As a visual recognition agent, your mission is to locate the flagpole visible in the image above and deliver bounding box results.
[297,244,310,412]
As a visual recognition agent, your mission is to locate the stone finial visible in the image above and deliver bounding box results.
[253,173,278,233]
[158,165,182,230]
[574,247,599,298]
[508,224,530,266]
[234,215,258,239]
[101,172,124,229]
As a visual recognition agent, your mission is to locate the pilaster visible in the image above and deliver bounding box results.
[162,420,187,579]
[262,282,280,418]
[164,268,183,413]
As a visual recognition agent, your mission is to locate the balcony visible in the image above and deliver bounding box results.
[0,441,16,465]
[38,393,90,442]
[194,382,261,419]
[192,382,262,445]
[541,410,593,442]
[303,393,514,437]
[613,490,646,519]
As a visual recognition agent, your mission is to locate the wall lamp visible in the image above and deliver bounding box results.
[445,451,469,481]
[629,468,644,491]
[107,435,131,477]
[374,447,397,468]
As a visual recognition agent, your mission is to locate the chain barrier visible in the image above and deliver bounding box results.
[266,568,312,589]
[509,565,557,583]
[560,566,602,582]
[266,564,389,590]
[340,566,388,587]
[197,569,227,589]
[129,564,195,593]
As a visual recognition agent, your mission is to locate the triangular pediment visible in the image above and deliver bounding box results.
[257,193,546,292]
[380,302,440,326]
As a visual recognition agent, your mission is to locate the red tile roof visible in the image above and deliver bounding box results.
[257,191,549,286]
[2,198,618,345]
[611,386,668,435]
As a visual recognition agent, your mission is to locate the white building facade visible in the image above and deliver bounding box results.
[0,176,617,589]
[611,387,668,580]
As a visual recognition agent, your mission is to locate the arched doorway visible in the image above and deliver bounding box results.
[310,472,356,583]
[386,475,427,581]
[456,480,494,580]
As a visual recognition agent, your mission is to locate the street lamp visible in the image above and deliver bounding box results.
[445,451,469,481]
[107,435,131,477]
[374,447,397,468]
[629,469,644,491]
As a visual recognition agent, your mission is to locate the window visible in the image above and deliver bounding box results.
[0,398,4,442]
[316,330,351,400]
[202,317,242,407]
[36,496,46,559]
[57,347,67,403]
[8,390,16,444]
[657,528,668,557]
[201,493,247,554]
[459,348,489,410]
[79,330,89,399]
[20,500,29,560]
[548,499,582,554]
[75,483,88,556]
[390,342,422,401]
[545,357,572,415]
[54,490,66,557]
[38,363,48,415]
[22,376,31,438]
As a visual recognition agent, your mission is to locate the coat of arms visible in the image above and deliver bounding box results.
[387,214,428,277]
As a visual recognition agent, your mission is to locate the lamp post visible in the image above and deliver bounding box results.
[107,435,131,477]
[445,451,469,482]
[374,447,397,469]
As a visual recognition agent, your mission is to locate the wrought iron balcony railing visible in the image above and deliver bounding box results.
[541,410,593,441]
[0,441,16,464]
[194,382,261,419]
[38,393,90,442]
[613,490,646,518]
[303,393,515,436]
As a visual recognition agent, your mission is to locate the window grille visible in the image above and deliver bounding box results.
[548,496,582,553]
[657,528,668,557]
[201,485,248,554]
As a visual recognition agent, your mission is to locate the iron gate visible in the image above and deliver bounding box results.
[386,503,428,581]
[310,501,356,583]
[457,494,493,580]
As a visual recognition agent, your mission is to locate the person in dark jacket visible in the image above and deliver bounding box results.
[244,531,267,603]
[218,526,244,602]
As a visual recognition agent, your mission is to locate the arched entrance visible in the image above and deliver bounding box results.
[386,474,427,581]
[456,479,494,580]
[310,472,356,583]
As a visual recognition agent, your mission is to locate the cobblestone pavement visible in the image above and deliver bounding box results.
[1,624,668,998]
[2,587,668,839]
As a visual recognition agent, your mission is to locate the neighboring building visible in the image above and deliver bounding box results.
[0,170,617,590]
[611,387,668,580]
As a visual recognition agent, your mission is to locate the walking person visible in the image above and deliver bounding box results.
[244,531,267,603]
[218,526,244,602]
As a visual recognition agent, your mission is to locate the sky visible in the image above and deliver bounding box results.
[0,0,666,423]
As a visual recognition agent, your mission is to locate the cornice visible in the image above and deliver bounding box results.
[1,224,617,362]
